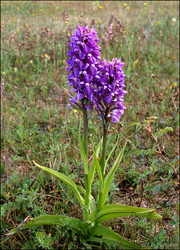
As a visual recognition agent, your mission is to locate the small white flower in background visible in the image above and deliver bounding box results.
[14,67,17,72]
[172,18,176,22]
[30,60,33,64]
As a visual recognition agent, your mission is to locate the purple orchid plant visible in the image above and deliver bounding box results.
[6,25,162,249]
[66,25,101,109]
[66,25,127,124]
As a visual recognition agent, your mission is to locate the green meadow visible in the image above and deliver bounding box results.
[1,1,179,249]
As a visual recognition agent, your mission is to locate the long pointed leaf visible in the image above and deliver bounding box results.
[77,185,96,213]
[92,142,103,190]
[105,134,120,166]
[88,225,144,249]
[5,215,85,239]
[33,161,84,207]
[88,138,102,190]
[88,204,162,224]
[24,215,84,229]
[100,142,127,207]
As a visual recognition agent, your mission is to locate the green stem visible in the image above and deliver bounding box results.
[82,103,89,222]
[101,123,108,178]
[97,120,108,212]
[83,106,88,157]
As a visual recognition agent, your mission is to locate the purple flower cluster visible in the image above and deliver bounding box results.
[66,25,101,107]
[66,25,127,123]
[94,58,127,123]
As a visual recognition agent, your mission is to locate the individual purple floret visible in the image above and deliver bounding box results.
[93,58,127,123]
[66,25,101,109]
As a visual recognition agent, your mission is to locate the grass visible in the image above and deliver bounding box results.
[1,1,179,249]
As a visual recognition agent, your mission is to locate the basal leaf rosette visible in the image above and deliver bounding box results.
[94,58,127,123]
[66,25,101,110]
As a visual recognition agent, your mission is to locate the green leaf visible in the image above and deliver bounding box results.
[128,122,141,127]
[33,161,85,207]
[147,148,154,155]
[144,184,154,192]
[136,150,143,156]
[77,185,96,213]
[24,215,84,229]
[153,185,160,195]
[87,108,93,119]
[5,216,34,237]
[88,138,102,193]
[136,124,142,131]
[87,225,145,249]
[154,127,173,138]
[99,142,127,207]
[147,116,158,120]
[141,150,146,158]
[105,121,110,130]
[5,215,84,245]
[163,127,173,132]
[92,142,103,191]
[172,214,179,221]
[105,134,120,166]
[127,149,141,156]
[162,183,168,191]
[68,100,83,111]
[169,221,176,226]
[172,214,178,221]
[88,204,162,224]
